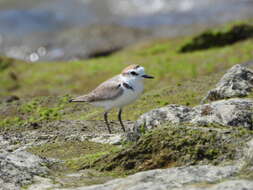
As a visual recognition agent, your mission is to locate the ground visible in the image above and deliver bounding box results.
[1,21,253,188]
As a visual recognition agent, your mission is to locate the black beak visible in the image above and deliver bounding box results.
[142,74,154,79]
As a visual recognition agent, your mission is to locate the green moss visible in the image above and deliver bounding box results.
[28,141,116,160]
[0,56,14,71]
[0,116,23,128]
[180,24,253,52]
[64,149,122,172]
[0,95,73,131]
[88,125,252,174]
[28,140,123,183]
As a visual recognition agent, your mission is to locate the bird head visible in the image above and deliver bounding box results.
[121,64,154,80]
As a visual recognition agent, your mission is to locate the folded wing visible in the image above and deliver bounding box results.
[70,78,123,102]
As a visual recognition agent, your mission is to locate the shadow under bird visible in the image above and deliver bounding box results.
[69,64,154,133]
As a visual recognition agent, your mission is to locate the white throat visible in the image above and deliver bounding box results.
[120,74,144,94]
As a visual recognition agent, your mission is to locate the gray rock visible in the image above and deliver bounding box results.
[134,98,253,134]
[192,98,253,128]
[0,150,50,190]
[174,180,253,190]
[210,180,253,190]
[89,134,124,145]
[27,176,60,190]
[239,138,253,173]
[56,165,237,190]
[202,64,253,103]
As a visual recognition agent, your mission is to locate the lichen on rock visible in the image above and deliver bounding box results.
[58,165,238,190]
[202,64,253,103]
[134,98,253,135]
[0,150,51,190]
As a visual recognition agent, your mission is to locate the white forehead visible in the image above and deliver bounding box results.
[134,66,145,74]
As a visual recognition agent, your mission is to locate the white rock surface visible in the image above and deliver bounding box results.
[175,180,253,190]
[89,134,124,145]
[54,165,237,190]
[202,64,253,103]
[0,150,50,190]
[134,98,253,133]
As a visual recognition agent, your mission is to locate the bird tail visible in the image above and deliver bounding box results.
[69,95,89,103]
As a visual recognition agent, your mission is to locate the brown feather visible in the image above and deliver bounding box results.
[70,75,124,102]
[122,64,140,74]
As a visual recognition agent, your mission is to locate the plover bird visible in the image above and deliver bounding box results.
[69,64,154,133]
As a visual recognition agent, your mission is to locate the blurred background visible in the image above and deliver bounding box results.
[0,0,253,62]
[1,0,253,100]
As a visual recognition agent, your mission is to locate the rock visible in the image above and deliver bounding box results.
[202,180,253,190]
[55,165,237,190]
[24,135,253,190]
[89,134,124,145]
[239,138,253,175]
[175,180,253,190]
[134,98,253,134]
[134,104,193,132]
[0,150,50,190]
[27,176,60,190]
[202,64,253,103]
[242,138,253,164]
[192,98,253,129]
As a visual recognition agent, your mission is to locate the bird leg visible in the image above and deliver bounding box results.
[118,108,126,132]
[104,112,112,134]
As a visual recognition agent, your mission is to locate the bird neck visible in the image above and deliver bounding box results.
[120,75,144,93]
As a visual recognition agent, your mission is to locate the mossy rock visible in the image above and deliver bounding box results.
[180,24,253,52]
[89,125,253,174]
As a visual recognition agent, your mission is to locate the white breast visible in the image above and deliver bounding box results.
[115,79,144,107]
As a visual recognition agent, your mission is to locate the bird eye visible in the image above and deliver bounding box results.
[130,71,138,76]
